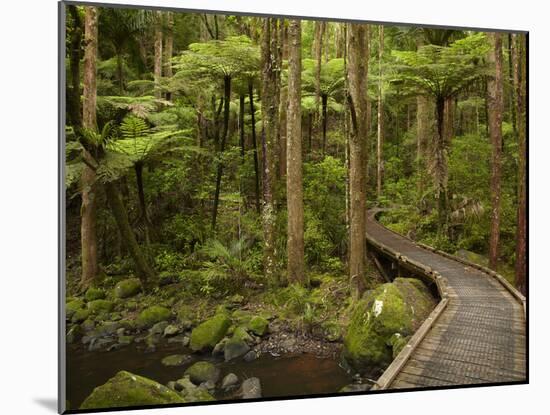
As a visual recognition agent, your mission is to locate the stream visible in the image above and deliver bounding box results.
[67,342,354,408]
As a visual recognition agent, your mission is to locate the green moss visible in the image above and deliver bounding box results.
[342,278,436,373]
[80,371,185,410]
[85,287,106,301]
[114,278,142,299]
[388,333,410,358]
[71,308,91,323]
[189,313,231,352]
[184,361,220,384]
[87,300,114,315]
[248,316,269,336]
[66,299,85,319]
[136,306,171,329]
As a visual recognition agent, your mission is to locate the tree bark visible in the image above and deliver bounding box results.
[376,25,384,197]
[434,95,449,233]
[67,5,82,128]
[346,23,369,299]
[416,95,430,196]
[278,22,289,178]
[105,181,155,286]
[80,6,99,290]
[164,11,174,101]
[239,94,246,160]
[211,75,231,229]
[487,32,504,270]
[248,79,261,214]
[286,19,305,285]
[260,18,281,284]
[321,94,328,154]
[135,162,152,246]
[513,34,527,295]
[154,11,163,101]
[314,21,325,137]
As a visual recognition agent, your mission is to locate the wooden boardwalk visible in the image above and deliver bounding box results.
[366,212,527,390]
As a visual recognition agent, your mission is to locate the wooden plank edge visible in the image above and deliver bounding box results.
[371,297,449,390]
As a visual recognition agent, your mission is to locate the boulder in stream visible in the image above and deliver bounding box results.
[189,313,231,352]
[241,377,262,399]
[80,371,185,409]
[184,361,221,385]
[342,278,436,373]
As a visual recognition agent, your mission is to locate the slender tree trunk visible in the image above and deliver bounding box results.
[286,19,305,285]
[321,94,328,154]
[248,80,261,214]
[434,95,449,233]
[487,33,504,270]
[444,96,454,145]
[314,21,325,137]
[105,181,155,286]
[261,18,281,284]
[308,113,313,153]
[68,5,82,128]
[154,11,163,101]
[346,23,369,299]
[164,11,174,101]
[80,6,99,290]
[135,162,152,246]
[513,34,527,295]
[212,75,231,229]
[279,22,289,178]
[416,96,429,196]
[239,94,246,160]
[376,25,384,197]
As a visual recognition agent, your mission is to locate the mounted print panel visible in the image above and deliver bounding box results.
[59,1,528,413]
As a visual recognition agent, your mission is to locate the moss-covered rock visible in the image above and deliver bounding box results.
[66,299,85,319]
[184,361,220,385]
[114,278,142,299]
[248,316,269,336]
[87,300,114,315]
[136,306,171,329]
[161,354,191,367]
[80,371,185,410]
[85,287,106,301]
[224,327,252,361]
[388,333,409,358]
[342,278,435,373]
[71,308,91,324]
[189,313,231,352]
[174,376,215,402]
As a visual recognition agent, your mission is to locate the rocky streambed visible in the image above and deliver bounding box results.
[65,274,436,410]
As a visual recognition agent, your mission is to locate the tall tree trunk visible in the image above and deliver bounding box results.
[105,181,155,286]
[286,19,305,285]
[67,5,82,128]
[346,23,369,299]
[416,96,429,196]
[321,94,328,154]
[135,162,152,246]
[487,33,504,270]
[80,6,99,290]
[212,75,231,230]
[164,11,174,101]
[314,21,325,137]
[434,95,449,233]
[239,94,246,160]
[248,79,261,214]
[376,25,384,197]
[154,11,163,101]
[279,22,289,178]
[261,18,281,284]
[444,96,454,145]
[513,34,527,295]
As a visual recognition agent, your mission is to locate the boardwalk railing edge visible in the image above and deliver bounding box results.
[367,210,526,316]
[366,230,449,391]
[366,210,526,390]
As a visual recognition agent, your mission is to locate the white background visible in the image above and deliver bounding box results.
[0,0,546,413]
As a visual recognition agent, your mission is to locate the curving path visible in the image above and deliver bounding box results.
[366,212,527,390]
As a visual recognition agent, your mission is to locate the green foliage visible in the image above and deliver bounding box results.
[198,239,261,296]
